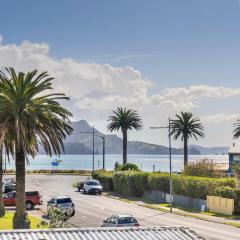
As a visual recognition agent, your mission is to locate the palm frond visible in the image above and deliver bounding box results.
[170,111,204,141]
[107,107,143,132]
[0,67,73,158]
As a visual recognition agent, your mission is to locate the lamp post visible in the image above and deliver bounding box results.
[150,117,173,213]
[80,126,96,176]
[95,135,105,170]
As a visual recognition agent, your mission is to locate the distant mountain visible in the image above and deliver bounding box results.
[189,145,229,155]
[62,120,200,155]
[39,120,209,155]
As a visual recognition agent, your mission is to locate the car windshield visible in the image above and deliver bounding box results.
[57,198,72,204]
[88,181,100,186]
[118,217,137,224]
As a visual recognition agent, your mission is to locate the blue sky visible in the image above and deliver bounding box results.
[2,0,240,87]
[1,0,240,146]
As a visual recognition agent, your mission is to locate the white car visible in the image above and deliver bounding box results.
[83,179,102,195]
[102,214,140,227]
[47,196,75,217]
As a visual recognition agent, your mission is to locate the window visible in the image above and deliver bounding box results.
[118,217,137,224]
[57,198,72,204]
[88,181,100,186]
[6,192,15,198]
[26,191,38,196]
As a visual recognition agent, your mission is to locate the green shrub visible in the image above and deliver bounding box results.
[147,173,170,193]
[92,170,114,191]
[172,175,235,199]
[213,186,240,214]
[93,170,236,202]
[113,171,148,197]
[114,162,140,171]
[147,173,235,199]
[182,159,225,177]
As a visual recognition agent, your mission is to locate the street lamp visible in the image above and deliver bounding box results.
[150,117,173,213]
[80,126,96,176]
[95,134,105,170]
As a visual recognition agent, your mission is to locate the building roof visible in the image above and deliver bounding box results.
[229,144,240,154]
[0,227,204,240]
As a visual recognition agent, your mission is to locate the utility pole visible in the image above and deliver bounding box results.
[150,117,173,212]
[95,135,105,170]
[80,126,96,175]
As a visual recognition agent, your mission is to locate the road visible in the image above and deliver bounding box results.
[23,174,240,240]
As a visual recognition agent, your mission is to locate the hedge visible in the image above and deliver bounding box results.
[93,170,237,200]
[92,170,114,191]
[113,171,148,197]
[173,175,235,199]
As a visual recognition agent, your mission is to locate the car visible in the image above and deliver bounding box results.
[102,214,140,227]
[83,179,102,195]
[47,196,75,217]
[2,181,16,194]
[3,177,15,184]
[3,191,43,210]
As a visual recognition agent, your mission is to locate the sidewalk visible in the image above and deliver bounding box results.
[103,192,240,228]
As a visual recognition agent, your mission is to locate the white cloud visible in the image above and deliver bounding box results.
[0,38,240,146]
[202,113,240,124]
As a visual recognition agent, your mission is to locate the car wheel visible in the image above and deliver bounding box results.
[26,201,34,210]
[99,192,102,195]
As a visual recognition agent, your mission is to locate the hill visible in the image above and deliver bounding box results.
[60,120,201,155]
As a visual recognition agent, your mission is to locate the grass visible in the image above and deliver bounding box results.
[225,222,240,228]
[201,211,240,220]
[0,212,48,230]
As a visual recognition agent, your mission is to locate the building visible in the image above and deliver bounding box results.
[228,143,240,172]
[0,227,204,240]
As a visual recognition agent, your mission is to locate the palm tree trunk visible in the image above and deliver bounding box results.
[122,129,127,165]
[13,146,30,229]
[183,135,188,168]
[0,146,5,217]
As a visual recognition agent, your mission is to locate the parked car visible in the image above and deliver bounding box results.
[83,179,102,195]
[47,196,75,217]
[3,177,15,184]
[2,182,16,194]
[3,191,43,210]
[102,214,140,227]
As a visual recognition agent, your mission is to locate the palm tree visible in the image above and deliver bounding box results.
[233,120,240,139]
[170,112,204,168]
[0,68,72,229]
[0,146,5,217]
[107,107,143,164]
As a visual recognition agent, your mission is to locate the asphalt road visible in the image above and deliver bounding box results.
[23,174,240,240]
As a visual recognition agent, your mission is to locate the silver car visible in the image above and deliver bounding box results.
[102,214,139,227]
[83,179,102,195]
[47,196,75,217]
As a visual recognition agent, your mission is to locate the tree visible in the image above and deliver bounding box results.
[233,163,240,189]
[233,120,240,139]
[0,68,72,229]
[0,146,5,217]
[170,112,204,168]
[107,107,142,164]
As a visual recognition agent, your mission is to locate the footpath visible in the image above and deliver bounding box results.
[103,192,240,228]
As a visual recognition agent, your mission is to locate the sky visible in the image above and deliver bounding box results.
[0,0,240,147]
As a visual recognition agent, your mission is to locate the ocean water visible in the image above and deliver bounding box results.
[3,154,229,172]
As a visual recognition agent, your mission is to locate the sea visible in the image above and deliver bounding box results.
[3,154,229,172]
